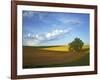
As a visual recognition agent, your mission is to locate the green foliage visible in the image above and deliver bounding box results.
[68,37,84,52]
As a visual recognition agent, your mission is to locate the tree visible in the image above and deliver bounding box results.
[68,38,84,52]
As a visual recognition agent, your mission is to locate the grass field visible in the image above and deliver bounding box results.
[23,45,89,68]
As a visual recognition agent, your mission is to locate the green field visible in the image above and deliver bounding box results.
[23,45,89,68]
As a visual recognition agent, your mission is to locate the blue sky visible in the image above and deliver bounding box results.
[22,10,90,46]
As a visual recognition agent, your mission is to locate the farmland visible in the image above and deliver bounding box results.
[23,45,89,68]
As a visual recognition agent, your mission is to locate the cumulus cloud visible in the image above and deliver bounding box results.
[45,29,71,40]
[24,28,72,43]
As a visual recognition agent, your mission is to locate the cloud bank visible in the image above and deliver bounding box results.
[23,28,72,45]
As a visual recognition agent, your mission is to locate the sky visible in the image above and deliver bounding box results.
[22,10,90,46]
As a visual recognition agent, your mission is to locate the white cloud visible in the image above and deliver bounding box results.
[23,28,72,46]
[23,11,46,21]
[23,11,34,17]
[45,29,65,39]
[27,33,31,37]
[59,18,81,25]
[24,28,71,41]
[46,33,51,38]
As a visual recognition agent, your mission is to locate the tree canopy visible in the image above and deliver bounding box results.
[68,38,84,52]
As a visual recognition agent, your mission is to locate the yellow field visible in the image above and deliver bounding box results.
[41,45,89,52]
[41,45,69,51]
[82,45,89,48]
